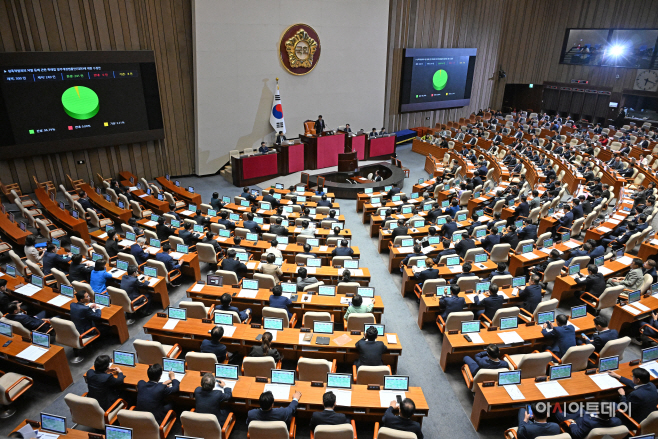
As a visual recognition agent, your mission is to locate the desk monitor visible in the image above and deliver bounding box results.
[542,238,553,248]
[411,192,419,199]
[193,225,204,233]
[106,225,114,233]
[384,186,393,192]
[384,375,409,391]
[444,184,450,191]
[151,214,160,222]
[125,232,136,242]
[0,321,12,337]
[144,266,158,278]
[5,264,15,277]
[498,370,521,386]
[41,413,67,434]
[497,225,505,233]
[72,210,80,219]
[215,364,239,381]
[253,217,264,226]
[149,238,161,249]
[117,260,129,271]
[424,203,432,211]
[52,238,60,248]
[400,239,414,247]
[549,364,572,381]
[91,252,104,262]
[273,193,282,200]
[60,284,74,298]
[371,197,381,204]
[163,358,185,374]
[428,236,441,245]
[402,206,412,214]
[296,185,306,193]
[521,244,534,254]
[188,205,197,213]
[561,232,571,243]
[510,277,525,289]
[306,238,320,247]
[177,244,189,254]
[476,282,490,293]
[344,260,359,269]
[71,245,80,255]
[246,233,258,241]
[446,256,460,266]
[213,312,233,326]
[334,222,345,230]
[313,321,334,334]
[391,194,401,202]
[264,317,284,331]
[229,213,240,221]
[568,264,580,275]
[236,252,248,262]
[652,282,658,294]
[475,209,484,218]
[318,285,336,296]
[188,186,194,193]
[599,355,619,372]
[500,317,518,330]
[113,350,136,367]
[158,194,165,201]
[240,200,250,207]
[642,346,658,363]
[461,321,480,334]
[207,275,223,286]
[218,229,231,238]
[594,256,604,267]
[571,305,587,319]
[106,425,133,439]
[364,323,385,336]
[415,259,426,268]
[58,201,65,210]
[365,188,374,194]
[19,221,26,232]
[207,209,217,218]
[476,229,487,239]
[508,199,515,207]
[628,290,641,303]
[514,220,523,229]
[436,217,447,225]
[31,274,43,289]
[307,258,322,267]
[441,200,450,208]
[271,369,295,385]
[32,331,50,348]
[457,213,467,222]
[95,293,110,307]
[537,311,555,324]
[634,435,656,439]
[242,279,259,290]
[436,286,449,296]
[474,253,488,263]
[297,196,307,203]
[357,287,374,298]
[327,373,352,389]
[452,233,463,243]
[167,307,187,321]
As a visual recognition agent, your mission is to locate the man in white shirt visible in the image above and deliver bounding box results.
[264,239,283,259]
[298,220,316,237]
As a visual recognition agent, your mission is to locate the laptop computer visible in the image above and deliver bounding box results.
[113,350,136,367]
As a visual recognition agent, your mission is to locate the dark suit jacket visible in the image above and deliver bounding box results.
[309,410,350,431]
[42,251,66,275]
[86,368,125,411]
[210,198,224,211]
[501,233,519,251]
[179,230,199,246]
[440,222,459,239]
[105,239,121,258]
[130,243,149,265]
[575,272,606,297]
[243,220,262,234]
[120,275,149,300]
[566,413,621,439]
[194,386,232,423]
[156,224,175,241]
[519,284,542,314]
[618,377,658,422]
[331,247,354,257]
[136,379,180,424]
[455,238,476,258]
[221,258,248,281]
[473,294,504,320]
[6,312,46,331]
[518,225,538,241]
[247,400,298,425]
[391,226,409,241]
[270,224,289,236]
[155,252,180,271]
[248,344,281,362]
[269,295,293,319]
[381,407,423,439]
[542,325,576,357]
[482,234,501,253]
[69,262,92,282]
[439,295,466,320]
[70,301,102,334]
[517,419,560,439]
[414,268,439,284]
[314,119,325,134]
[200,339,228,363]
[590,329,618,353]
[355,339,388,367]
[262,194,280,207]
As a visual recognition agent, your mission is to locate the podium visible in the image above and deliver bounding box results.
[338,151,358,172]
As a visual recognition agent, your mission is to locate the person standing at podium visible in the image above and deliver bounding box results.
[314,115,325,135]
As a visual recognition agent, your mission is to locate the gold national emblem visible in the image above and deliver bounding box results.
[279,24,321,76]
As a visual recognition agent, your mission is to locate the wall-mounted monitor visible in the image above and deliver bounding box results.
[399,48,477,113]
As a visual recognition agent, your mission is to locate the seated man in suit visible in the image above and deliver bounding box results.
[104,229,121,258]
[413,258,439,286]
[68,254,93,283]
[381,398,423,439]
[200,326,228,363]
[609,367,658,424]
[275,131,287,145]
[195,373,232,424]
[644,259,658,283]
[440,216,459,240]
[42,243,70,275]
[541,314,576,359]
[400,244,424,268]
[463,344,509,376]
[243,213,262,234]
[355,325,388,367]
[86,355,125,412]
[580,315,618,353]
[454,230,476,258]
[433,239,457,263]
[258,141,270,154]
[481,225,501,253]
[574,264,606,299]
[216,211,236,230]
[484,262,511,282]
[390,219,409,241]
[444,199,460,218]
[120,264,151,314]
[210,192,224,211]
[317,194,333,208]
[136,363,180,425]
[247,389,301,426]
[473,284,504,320]
[130,237,150,265]
[156,217,176,241]
[450,262,474,285]
[155,242,181,286]
[563,242,592,268]
[70,290,103,335]
[217,293,251,322]
[179,222,201,246]
[5,301,51,332]
[518,274,543,316]
[269,217,289,236]
[331,239,354,257]
[517,218,538,242]
[240,187,257,203]
[268,284,292,319]
[262,189,281,208]
[555,401,622,439]
[516,402,560,439]
[296,267,319,292]
[220,249,248,281]
[439,285,465,321]
[501,225,519,251]
[309,391,350,431]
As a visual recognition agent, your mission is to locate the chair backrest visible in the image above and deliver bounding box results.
[243,357,276,377]
[107,286,134,313]
[185,352,218,372]
[456,275,479,292]
[515,239,535,254]
[641,273,654,294]
[355,365,391,385]
[215,269,239,286]
[421,278,446,295]
[297,358,332,382]
[625,232,642,253]
[469,368,500,390]
[392,235,412,245]
[178,301,209,319]
[345,313,375,331]
[444,311,474,331]
[490,307,520,327]
[302,312,331,328]
[598,336,631,361]
[117,410,160,439]
[313,423,355,439]
[639,411,658,436]
[561,344,596,371]
[336,281,360,295]
[180,411,222,439]
[8,250,28,277]
[463,248,485,263]
[134,339,166,365]
[146,259,169,282]
[254,273,277,289]
[0,316,30,337]
[597,285,624,310]
[490,244,511,263]
[376,427,417,439]
[517,352,553,379]
[248,420,290,439]
[64,394,105,430]
[25,259,45,278]
[542,260,565,283]
[262,306,290,328]
[196,243,218,264]
[117,252,139,268]
[50,317,83,349]
[50,267,71,287]
[584,425,629,439]
[71,236,89,255]
[489,275,513,289]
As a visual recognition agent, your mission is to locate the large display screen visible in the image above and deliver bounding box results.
[399,48,477,113]
[0,51,164,158]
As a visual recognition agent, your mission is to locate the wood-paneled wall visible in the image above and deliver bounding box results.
[384,0,505,132]
[491,0,658,110]
[0,0,194,193]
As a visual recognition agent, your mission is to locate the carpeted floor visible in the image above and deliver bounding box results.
[0,141,651,439]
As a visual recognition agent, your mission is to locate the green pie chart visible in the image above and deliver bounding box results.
[61,86,99,120]
[433,69,448,91]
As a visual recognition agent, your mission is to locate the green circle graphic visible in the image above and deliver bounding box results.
[62,86,99,120]
[433,69,448,91]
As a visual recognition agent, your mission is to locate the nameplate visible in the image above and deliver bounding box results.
[26,419,40,428]
[311,381,324,387]
[345,293,354,297]
[232,284,240,288]
[89,434,104,439]
[425,293,435,297]
[487,326,498,331]
[502,284,511,289]
[251,324,262,329]
[465,289,474,294]
[585,368,597,375]
[448,330,459,335]
[157,312,167,318]
[482,381,495,387]
[202,319,212,324]
[300,328,311,333]
[22,336,31,343]
[197,280,205,285]
[255,376,268,383]
[367,385,380,390]
[535,376,547,382]
[350,330,361,336]
[333,265,342,269]
[526,321,536,327]
[630,359,641,366]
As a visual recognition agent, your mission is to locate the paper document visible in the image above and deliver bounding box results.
[650,239,658,246]
[191,283,204,292]
[298,334,311,345]
[397,247,414,254]
[522,252,541,260]
[380,391,406,408]
[35,433,58,439]
[535,380,568,398]
[538,247,553,254]
[162,319,179,330]
[633,302,650,312]
[468,333,484,344]
[498,331,524,344]
[138,194,148,198]
[598,227,612,233]
[264,384,291,400]
[563,241,580,249]
[118,239,134,246]
[47,295,73,307]
[238,289,258,298]
[332,390,352,406]
[503,384,526,400]
[386,334,398,344]
[476,197,488,202]
[616,256,633,266]
[448,265,462,273]
[159,372,185,383]
[621,305,641,315]
[16,345,48,362]
[598,267,613,276]
[246,262,258,269]
[111,269,126,278]
[215,379,238,391]
[179,210,193,216]
[14,284,41,296]
[608,219,621,225]
[16,424,37,439]
[612,214,625,220]
[566,321,580,331]
[146,247,160,255]
[148,278,159,287]
[276,244,288,251]
[589,373,623,390]
[169,252,184,260]
[639,361,658,378]
[465,293,477,302]
[217,324,236,337]
[144,220,157,227]
[98,232,108,239]
[319,246,328,251]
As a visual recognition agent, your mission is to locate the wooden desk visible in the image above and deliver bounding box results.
[143,315,401,371]
[80,183,132,224]
[156,176,202,205]
[0,211,31,245]
[2,272,130,343]
[400,260,497,296]
[0,334,73,391]
[357,190,388,212]
[638,233,658,261]
[582,201,633,243]
[119,183,169,214]
[186,283,383,324]
[610,292,658,334]
[507,240,584,277]
[11,420,85,438]
[34,188,90,243]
